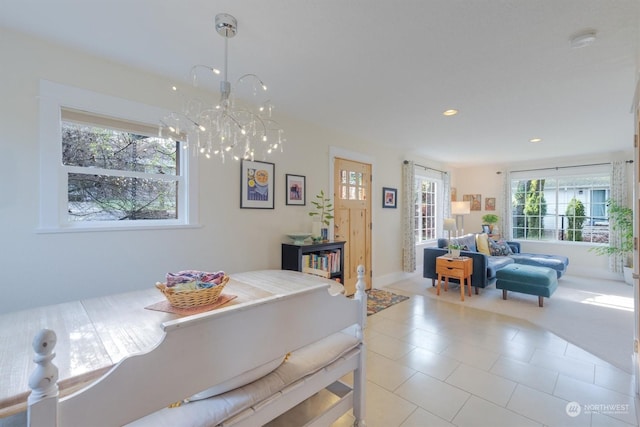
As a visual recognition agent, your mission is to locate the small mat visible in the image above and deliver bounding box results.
[366,289,410,316]
[145,294,238,316]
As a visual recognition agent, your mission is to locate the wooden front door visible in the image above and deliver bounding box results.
[333,157,372,295]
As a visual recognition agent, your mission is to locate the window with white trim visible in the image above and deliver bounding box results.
[510,165,610,242]
[414,170,443,243]
[39,80,197,231]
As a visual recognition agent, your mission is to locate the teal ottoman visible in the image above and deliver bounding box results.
[496,264,558,307]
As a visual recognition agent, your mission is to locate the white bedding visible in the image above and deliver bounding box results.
[126,331,360,427]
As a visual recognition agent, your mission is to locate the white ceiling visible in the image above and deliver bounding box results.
[2,0,638,166]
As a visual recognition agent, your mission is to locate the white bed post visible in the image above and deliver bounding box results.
[27,329,59,427]
[353,265,367,426]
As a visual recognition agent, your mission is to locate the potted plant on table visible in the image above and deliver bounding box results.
[449,243,463,258]
[309,189,334,241]
[481,213,499,234]
[590,199,634,284]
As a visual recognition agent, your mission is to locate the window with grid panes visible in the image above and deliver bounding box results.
[510,166,610,243]
[414,176,437,243]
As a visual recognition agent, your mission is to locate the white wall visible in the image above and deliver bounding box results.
[453,153,634,280]
[2,28,631,314]
[0,28,429,314]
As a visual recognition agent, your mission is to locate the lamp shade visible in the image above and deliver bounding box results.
[443,218,457,231]
[451,201,471,215]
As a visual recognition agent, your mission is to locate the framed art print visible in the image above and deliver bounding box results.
[463,194,481,211]
[241,160,275,209]
[285,174,306,206]
[382,187,397,208]
[485,197,496,211]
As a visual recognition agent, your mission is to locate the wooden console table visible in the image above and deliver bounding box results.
[0,270,341,419]
[436,255,473,301]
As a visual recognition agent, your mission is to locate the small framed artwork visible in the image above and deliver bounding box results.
[285,174,306,206]
[240,160,275,209]
[485,197,496,211]
[481,224,491,234]
[382,187,397,208]
[463,194,482,211]
[451,187,457,202]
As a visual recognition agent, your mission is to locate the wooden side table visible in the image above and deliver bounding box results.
[435,256,473,301]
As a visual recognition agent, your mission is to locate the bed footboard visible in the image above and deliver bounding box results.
[26,268,367,427]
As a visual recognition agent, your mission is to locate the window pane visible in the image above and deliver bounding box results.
[68,173,177,221]
[62,122,178,175]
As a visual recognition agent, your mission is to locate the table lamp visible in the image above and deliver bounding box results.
[451,201,471,236]
[443,218,457,254]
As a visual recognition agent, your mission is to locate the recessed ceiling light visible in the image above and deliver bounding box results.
[443,109,458,116]
[570,30,597,49]
[529,138,543,143]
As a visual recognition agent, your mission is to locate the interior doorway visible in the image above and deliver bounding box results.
[333,156,372,295]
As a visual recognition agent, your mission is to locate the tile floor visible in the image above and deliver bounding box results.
[331,282,640,427]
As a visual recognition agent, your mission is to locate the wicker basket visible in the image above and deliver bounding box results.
[155,275,230,308]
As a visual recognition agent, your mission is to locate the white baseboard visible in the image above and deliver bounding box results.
[565,266,625,282]
[373,267,423,289]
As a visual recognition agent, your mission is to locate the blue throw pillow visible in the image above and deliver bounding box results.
[489,239,513,256]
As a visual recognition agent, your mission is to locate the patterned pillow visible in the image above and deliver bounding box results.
[488,239,513,256]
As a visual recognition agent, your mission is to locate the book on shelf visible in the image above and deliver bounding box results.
[301,249,341,274]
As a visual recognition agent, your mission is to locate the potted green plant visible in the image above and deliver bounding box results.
[449,243,463,258]
[309,189,334,240]
[481,213,499,233]
[590,199,633,284]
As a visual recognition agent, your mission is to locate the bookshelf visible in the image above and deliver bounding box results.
[281,241,345,284]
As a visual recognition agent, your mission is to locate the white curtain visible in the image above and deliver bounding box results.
[609,161,628,273]
[402,161,416,272]
[500,171,510,239]
[443,172,451,219]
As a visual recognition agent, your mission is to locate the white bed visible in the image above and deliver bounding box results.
[25,268,367,427]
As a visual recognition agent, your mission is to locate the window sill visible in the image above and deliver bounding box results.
[36,223,202,234]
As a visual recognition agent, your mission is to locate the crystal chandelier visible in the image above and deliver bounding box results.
[162,13,284,161]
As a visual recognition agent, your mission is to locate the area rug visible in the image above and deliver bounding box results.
[389,274,635,373]
[367,288,410,316]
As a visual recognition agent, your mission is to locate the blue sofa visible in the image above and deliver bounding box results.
[423,233,569,294]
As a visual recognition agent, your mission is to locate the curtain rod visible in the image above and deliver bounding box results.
[404,160,448,175]
[509,160,633,174]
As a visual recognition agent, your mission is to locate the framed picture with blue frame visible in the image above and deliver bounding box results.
[382,187,397,208]
[240,159,275,209]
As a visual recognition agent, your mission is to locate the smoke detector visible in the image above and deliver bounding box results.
[570,30,597,49]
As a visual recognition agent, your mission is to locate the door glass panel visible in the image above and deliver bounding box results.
[340,167,367,201]
[359,188,366,200]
